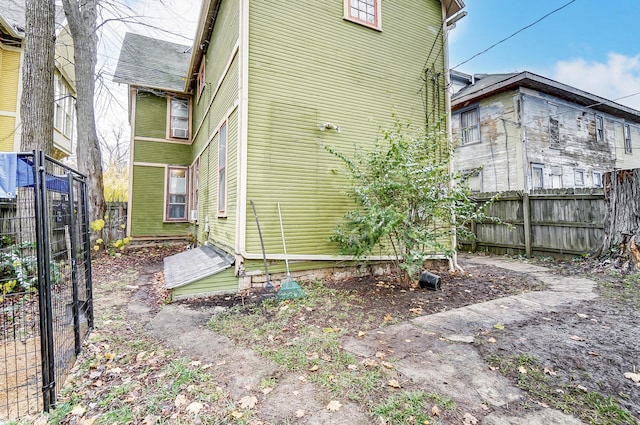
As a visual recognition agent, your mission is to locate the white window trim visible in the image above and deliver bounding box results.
[164,165,189,222]
[217,121,228,217]
[343,0,382,31]
[624,123,632,154]
[595,114,604,143]
[574,169,585,187]
[531,163,544,190]
[459,108,480,146]
[592,171,602,188]
[54,74,74,139]
[167,94,191,141]
[197,59,206,102]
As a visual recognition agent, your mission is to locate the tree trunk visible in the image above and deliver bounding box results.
[600,169,640,271]
[20,0,55,153]
[61,0,106,222]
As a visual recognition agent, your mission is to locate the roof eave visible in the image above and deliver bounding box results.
[442,0,465,19]
[452,71,640,124]
[0,15,24,39]
[185,0,220,92]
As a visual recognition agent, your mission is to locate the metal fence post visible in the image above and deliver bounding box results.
[67,173,82,355]
[80,176,94,329]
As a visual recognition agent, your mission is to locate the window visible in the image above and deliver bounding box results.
[460,108,480,145]
[624,124,632,153]
[169,96,190,139]
[344,0,381,30]
[596,115,604,143]
[166,167,188,221]
[574,169,585,187]
[593,171,602,188]
[531,163,544,190]
[197,59,206,101]
[189,158,200,221]
[54,75,74,139]
[217,122,227,215]
[549,117,560,147]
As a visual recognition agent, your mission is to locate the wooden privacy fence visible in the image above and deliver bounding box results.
[461,188,605,257]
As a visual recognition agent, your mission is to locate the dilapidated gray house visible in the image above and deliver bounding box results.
[451,71,640,192]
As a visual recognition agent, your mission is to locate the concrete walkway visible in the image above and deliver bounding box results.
[341,254,597,425]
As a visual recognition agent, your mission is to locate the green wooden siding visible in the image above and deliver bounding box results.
[133,140,191,164]
[171,267,238,300]
[130,165,191,237]
[192,0,239,138]
[245,0,448,257]
[135,92,167,139]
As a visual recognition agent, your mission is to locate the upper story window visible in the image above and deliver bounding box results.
[165,166,188,221]
[460,108,480,145]
[197,59,206,101]
[549,117,560,148]
[344,0,381,30]
[169,96,190,140]
[624,124,632,154]
[595,115,604,143]
[54,75,74,139]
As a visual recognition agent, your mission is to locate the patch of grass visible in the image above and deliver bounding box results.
[426,392,456,411]
[486,353,636,425]
[373,390,449,424]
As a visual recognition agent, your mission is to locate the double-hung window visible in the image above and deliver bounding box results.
[596,115,604,143]
[169,96,190,140]
[574,169,585,187]
[166,166,188,221]
[54,75,74,139]
[593,171,602,188]
[460,108,480,145]
[197,59,206,101]
[217,122,227,216]
[531,163,544,190]
[344,0,381,30]
[624,124,632,153]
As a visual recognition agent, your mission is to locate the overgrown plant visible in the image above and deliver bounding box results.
[90,217,130,256]
[326,119,498,283]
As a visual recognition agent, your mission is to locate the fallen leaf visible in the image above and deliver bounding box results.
[295,409,306,418]
[347,364,358,371]
[357,331,366,337]
[136,351,147,362]
[362,358,379,367]
[306,352,319,360]
[230,410,243,419]
[104,352,115,361]
[71,405,86,416]
[387,379,402,388]
[190,360,202,367]
[375,351,386,359]
[143,415,160,425]
[262,387,273,395]
[109,367,123,375]
[624,372,640,383]
[309,365,319,372]
[543,367,557,376]
[576,313,588,318]
[588,351,600,356]
[174,394,188,408]
[186,401,204,414]
[463,412,479,424]
[518,366,528,374]
[326,400,342,411]
[383,314,393,322]
[381,361,394,369]
[569,335,586,341]
[323,327,335,333]
[576,385,588,392]
[431,405,441,416]
[409,307,423,314]
[493,323,504,330]
[487,337,496,343]
[239,395,258,409]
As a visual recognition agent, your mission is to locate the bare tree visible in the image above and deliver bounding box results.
[20,0,56,153]
[600,169,640,271]
[61,0,106,222]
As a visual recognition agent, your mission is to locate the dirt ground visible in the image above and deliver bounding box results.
[40,247,639,424]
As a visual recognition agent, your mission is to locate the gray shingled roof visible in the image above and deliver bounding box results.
[452,73,518,100]
[0,0,26,37]
[113,32,191,92]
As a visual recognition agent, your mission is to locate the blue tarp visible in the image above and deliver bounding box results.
[15,156,70,194]
[0,153,17,198]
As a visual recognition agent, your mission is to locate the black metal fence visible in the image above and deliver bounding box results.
[1,151,93,420]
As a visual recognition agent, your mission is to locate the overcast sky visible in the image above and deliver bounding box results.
[448,0,640,110]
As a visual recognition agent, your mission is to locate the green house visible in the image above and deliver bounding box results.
[114,0,465,299]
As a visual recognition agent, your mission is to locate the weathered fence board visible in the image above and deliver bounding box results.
[462,189,605,257]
